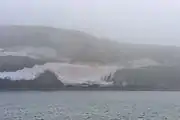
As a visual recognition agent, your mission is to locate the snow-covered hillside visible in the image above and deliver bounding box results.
[0,46,161,85]
[0,63,118,85]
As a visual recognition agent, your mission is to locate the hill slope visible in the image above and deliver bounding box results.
[113,66,180,90]
[1,26,180,66]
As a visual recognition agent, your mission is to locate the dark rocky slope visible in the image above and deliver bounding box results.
[0,56,46,72]
[0,70,64,90]
[113,66,180,90]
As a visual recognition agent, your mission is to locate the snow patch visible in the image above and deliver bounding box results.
[128,58,160,68]
[0,63,118,85]
[1,46,57,59]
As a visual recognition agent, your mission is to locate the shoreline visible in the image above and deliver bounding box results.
[1,87,180,92]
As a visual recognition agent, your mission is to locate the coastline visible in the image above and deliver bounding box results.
[1,87,180,91]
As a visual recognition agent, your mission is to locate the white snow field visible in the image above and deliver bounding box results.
[0,63,118,85]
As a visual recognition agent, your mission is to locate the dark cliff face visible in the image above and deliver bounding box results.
[113,66,180,90]
[0,70,64,90]
[34,70,64,88]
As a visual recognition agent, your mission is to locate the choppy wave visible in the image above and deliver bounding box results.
[0,91,180,120]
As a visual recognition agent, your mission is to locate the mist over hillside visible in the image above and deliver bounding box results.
[0,25,180,89]
[1,26,180,66]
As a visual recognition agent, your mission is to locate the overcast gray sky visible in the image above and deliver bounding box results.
[0,0,180,45]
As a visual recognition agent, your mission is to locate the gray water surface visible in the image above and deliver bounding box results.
[0,91,180,120]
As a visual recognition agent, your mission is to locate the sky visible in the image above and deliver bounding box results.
[0,0,180,45]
